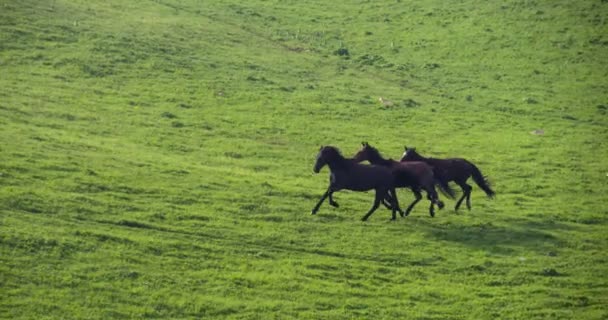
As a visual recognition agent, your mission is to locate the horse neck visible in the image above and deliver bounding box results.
[418,153,444,164]
[409,152,428,162]
[368,151,393,166]
[326,153,351,171]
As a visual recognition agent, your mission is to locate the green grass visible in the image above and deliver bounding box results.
[1,0,607,318]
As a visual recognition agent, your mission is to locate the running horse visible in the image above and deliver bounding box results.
[311,146,402,221]
[400,146,495,211]
[353,142,453,217]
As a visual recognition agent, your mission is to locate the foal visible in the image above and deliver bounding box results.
[353,143,450,217]
[312,146,401,221]
[401,147,495,211]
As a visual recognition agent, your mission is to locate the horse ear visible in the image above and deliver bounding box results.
[404,145,408,150]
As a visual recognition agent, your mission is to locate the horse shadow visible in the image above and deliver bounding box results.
[414,217,575,255]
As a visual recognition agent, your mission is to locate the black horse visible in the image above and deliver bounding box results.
[312,146,402,221]
[353,143,453,217]
[400,147,495,211]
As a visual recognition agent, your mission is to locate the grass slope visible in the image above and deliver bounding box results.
[1,0,607,319]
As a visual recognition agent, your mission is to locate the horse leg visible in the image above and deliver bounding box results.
[389,188,402,219]
[404,189,422,216]
[361,189,383,221]
[381,195,393,210]
[382,200,392,209]
[464,183,473,210]
[389,189,405,217]
[328,191,339,208]
[427,184,444,210]
[381,190,404,216]
[426,192,436,217]
[311,187,331,215]
[454,181,469,211]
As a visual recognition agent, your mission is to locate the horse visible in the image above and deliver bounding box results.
[312,146,402,221]
[400,146,495,211]
[352,142,452,217]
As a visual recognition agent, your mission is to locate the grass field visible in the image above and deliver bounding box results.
[1,0,608,318]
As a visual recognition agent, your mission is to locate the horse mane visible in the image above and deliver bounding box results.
[323,146,343,158]
[404,147,426,161]
[366,145,393,166]
[322,146,351,169]
[328,146,340,152]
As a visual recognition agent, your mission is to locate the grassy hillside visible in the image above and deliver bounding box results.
[1,0,607,318]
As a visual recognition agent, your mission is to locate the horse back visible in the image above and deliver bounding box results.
[332,163,394,191]
[428,157,475,180]
[394,161,434,175]
[388,161,433,187]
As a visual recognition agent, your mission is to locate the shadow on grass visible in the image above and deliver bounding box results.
[415,218,573,254]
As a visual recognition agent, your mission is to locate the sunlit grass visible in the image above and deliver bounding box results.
[1,0,607,319]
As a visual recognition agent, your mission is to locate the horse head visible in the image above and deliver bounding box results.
[401,146,419,162]
[353,142,380,163]
[313,146,342,173]
[313,146,326,173]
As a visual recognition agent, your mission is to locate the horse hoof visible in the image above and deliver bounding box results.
[311,210,317,215]
[438,202,445,209]
[329,202,340,208]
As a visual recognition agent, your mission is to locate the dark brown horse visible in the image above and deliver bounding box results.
[312,146,402,221]
[352,143,451,217]
[400,147,495,211]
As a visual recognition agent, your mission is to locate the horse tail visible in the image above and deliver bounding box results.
[431,167,455,199]
[436,178,456,199]
[471,164,495,198]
